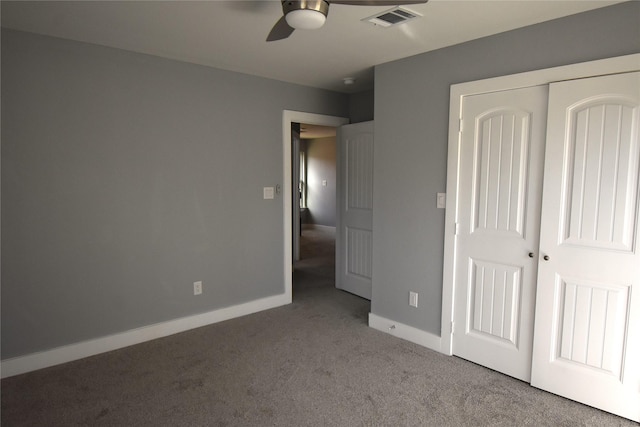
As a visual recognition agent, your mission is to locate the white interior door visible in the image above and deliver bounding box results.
[531,72,640,422]
[453,86,548,381]
[336,121,374,300]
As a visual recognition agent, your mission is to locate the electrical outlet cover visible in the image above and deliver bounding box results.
[194,281,203,295]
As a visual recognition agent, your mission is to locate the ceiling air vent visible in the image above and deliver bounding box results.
[362,6,422,28]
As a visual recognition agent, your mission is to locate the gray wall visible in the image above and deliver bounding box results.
[349,90,374,123]
[1,29,349,359]
[372,1,640,336]
[302,137,337,227]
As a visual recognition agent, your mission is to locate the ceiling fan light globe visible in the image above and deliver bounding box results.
[285,9,327,30]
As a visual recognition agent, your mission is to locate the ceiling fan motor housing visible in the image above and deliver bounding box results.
[282,0,330,16]
[283,0,330,30]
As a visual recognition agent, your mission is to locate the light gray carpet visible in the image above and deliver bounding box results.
[1,225,636,426]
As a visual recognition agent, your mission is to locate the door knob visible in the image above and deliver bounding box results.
[528,252,534,258]
[543,255,550,261]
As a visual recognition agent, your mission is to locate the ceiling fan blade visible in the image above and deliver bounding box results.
[331,0,427,5]
[267,16,295,42]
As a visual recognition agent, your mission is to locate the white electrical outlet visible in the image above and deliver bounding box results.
[409,291,418,307]
[194,281,203,295]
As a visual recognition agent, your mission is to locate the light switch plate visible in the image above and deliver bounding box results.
[409,291,419,308]
[263,187,275,200]
[437,193,446,209]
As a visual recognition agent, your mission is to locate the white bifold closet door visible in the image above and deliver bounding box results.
[452,85,548,382]
[452,71,640,422]
[531,72,640,422]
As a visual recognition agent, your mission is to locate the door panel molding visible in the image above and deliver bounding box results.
[560,97,640,252]
[472,107,532,237]
[345,226,373,280]
[467,258,522,347]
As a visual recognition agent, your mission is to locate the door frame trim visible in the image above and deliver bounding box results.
[441,53,640,356]
[282,111,349,302]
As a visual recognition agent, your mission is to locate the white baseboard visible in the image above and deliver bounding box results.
[368,313,443,353]
[1,293,291,378]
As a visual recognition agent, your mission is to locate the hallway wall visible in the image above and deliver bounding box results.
[302,137,337,227]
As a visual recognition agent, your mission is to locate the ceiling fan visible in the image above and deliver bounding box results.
[267,0,428,41]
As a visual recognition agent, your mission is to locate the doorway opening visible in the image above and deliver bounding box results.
[281,111,348,303]
[293,123,339,298]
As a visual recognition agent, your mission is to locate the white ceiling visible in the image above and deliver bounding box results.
[1,0,624,94]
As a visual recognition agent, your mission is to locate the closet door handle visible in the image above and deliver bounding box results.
[543,255,550,261]
[528,252,535,258]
